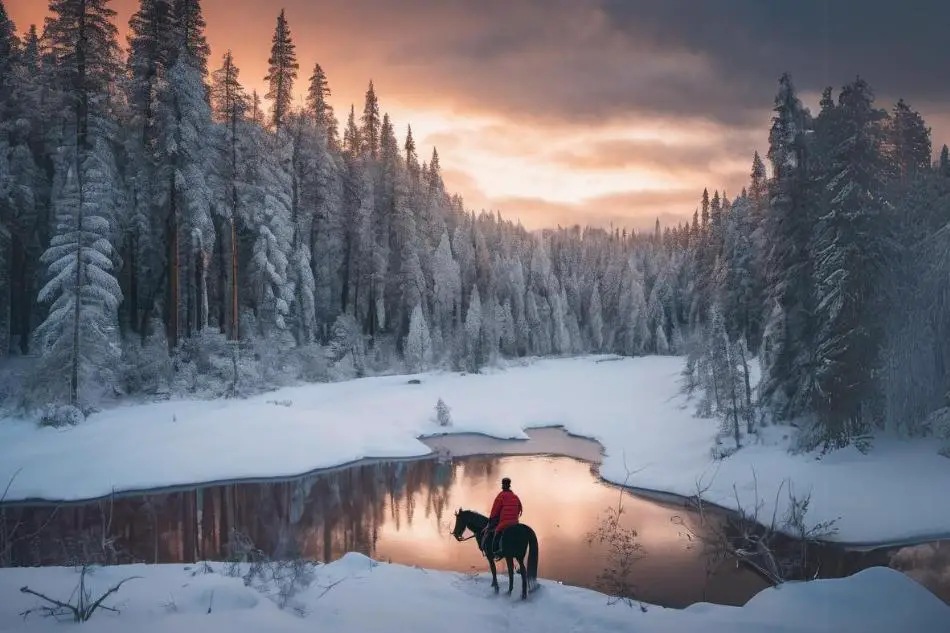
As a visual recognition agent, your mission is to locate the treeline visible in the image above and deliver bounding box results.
[0,0,689,413]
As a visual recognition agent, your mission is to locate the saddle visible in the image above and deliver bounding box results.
[480,526,508,561]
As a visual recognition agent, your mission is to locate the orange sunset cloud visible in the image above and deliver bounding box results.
[7,0,949,231]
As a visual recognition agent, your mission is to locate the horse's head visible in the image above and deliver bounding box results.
[451,508,487,541]
[451,507,468,541]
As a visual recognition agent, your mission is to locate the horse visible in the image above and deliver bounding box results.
[451,508,539,600]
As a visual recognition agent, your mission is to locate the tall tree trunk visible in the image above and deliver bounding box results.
[168,178,179,350]
[229,111,240,341]
[129,232,138,336]
[214,215,226,333]
[230,217,238,340]
[70,157,84,406]
[9,236,30,354]
[194,245,204,332]
[0,234,9,356]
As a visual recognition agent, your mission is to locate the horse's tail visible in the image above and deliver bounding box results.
[526,526,539,582]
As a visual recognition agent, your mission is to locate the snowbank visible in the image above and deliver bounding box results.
[0,555,946,632]
[1,355,949,545]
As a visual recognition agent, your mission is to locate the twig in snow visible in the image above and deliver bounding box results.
[315,577,347,600]
[18,565,141,622]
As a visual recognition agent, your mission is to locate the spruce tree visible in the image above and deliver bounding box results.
[760,72,815,422]
[174,0,209,75]
[37,0,124,405]
[888,98,932,184]
[264,9,298,134]
[405,124,419,180]
[361,80,381,158]
[343,104,360,157]
[812,77,891,448]
[306,62,338,148]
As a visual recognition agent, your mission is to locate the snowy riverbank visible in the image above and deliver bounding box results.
[2,355,949,545]
[0,555,947,632]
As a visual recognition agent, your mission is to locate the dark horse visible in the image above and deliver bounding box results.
[451,508,539,600]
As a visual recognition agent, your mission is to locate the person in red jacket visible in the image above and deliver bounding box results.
[485,477,522,558]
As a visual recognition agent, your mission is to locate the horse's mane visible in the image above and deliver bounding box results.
[461,509,488,522]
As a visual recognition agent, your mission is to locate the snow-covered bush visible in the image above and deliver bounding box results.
[921,407,950,457]
[366,333,399,376]
[286,343,329,383]
[172,329,237,397]
[224,529,315,615]
[38,403,85,428]
[117,319,173,396]
[404,304,433,373]
[435,398,452,427]
[327,314,366,379]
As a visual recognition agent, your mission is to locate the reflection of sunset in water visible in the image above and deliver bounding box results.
[2,429,946,608]
[371,454,767,607]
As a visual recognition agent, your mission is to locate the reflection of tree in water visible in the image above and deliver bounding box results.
[426,462,454,526]
[1,458,456,567]
[460,456,498,488]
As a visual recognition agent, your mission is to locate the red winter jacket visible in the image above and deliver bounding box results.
[489,490,522,533]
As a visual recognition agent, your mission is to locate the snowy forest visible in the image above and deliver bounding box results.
[1,1,949,451]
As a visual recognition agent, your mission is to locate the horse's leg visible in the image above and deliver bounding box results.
[517,555,527,599]
[488,555,499,593]
[506,556,514,595]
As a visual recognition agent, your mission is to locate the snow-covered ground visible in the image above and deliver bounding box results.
[1,355,949,546]
[0,555,947,633]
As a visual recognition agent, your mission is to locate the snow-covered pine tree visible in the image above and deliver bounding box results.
[811,77,891,450]
[34,156,123,407]
[210,49,248,338]
[464,285,483,372]
[360,80,381,159]
[33,0,125,405]
[404,124,419,182]
[168,48,214,337]
[404,303,432,372]
[264,9,297,136]
[588,281,604,351]
[306,62,339,150]
[173,0,210,77]
[244,121,293,339]
[431,230,460,353]
[759,73,816,423]
[1,10,52,356]
[716,194,757,345]
[887,98,932,185]
[286,111,319,344]
[124,0,175,337]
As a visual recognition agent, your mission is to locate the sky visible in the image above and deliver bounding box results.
[7,0,950,232]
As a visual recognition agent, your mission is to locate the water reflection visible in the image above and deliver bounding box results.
[890,541,950,603]
[0,428,947,609]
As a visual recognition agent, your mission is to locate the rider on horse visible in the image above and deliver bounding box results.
[485,477,522,558]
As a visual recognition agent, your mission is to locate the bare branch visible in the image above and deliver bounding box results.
[18,566,141,623]
[673,468,839,589]
[0,467,22,503]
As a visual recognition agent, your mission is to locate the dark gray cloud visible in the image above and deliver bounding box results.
[600,0,950,105]
[374,0,948,131]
